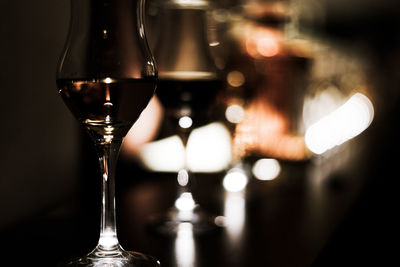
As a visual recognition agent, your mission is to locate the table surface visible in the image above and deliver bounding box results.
[3,151,390,267]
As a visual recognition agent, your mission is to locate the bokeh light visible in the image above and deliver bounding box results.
[252,158,281,181]
[227,71,245,87]
[305,93,374,154]
[223,167,248,192]
[179,116,193,129]
[225,104,245,124]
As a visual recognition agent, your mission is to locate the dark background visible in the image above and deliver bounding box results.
[0,0,77,229]
[1,0,399,266]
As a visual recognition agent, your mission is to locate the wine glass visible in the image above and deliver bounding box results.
[147,0,223,235]
[56,0,159,266]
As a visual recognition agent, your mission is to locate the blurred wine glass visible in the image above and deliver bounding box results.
[147,0,224,235]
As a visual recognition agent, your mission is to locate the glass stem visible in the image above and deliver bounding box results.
[94,138,123,252]
[174,129,198,214]
[178,131,191,194]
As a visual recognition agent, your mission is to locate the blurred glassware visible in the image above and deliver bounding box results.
[216,0,375,163]
[145,0,225,235]
[209,1,311,165]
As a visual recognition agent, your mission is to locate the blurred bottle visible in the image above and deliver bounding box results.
[212,0,313,162]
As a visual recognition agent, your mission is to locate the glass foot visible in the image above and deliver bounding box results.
[58,246,160,267]
[148,205,221,236]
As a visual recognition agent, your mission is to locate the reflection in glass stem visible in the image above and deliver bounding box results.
[175,222,196,267]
